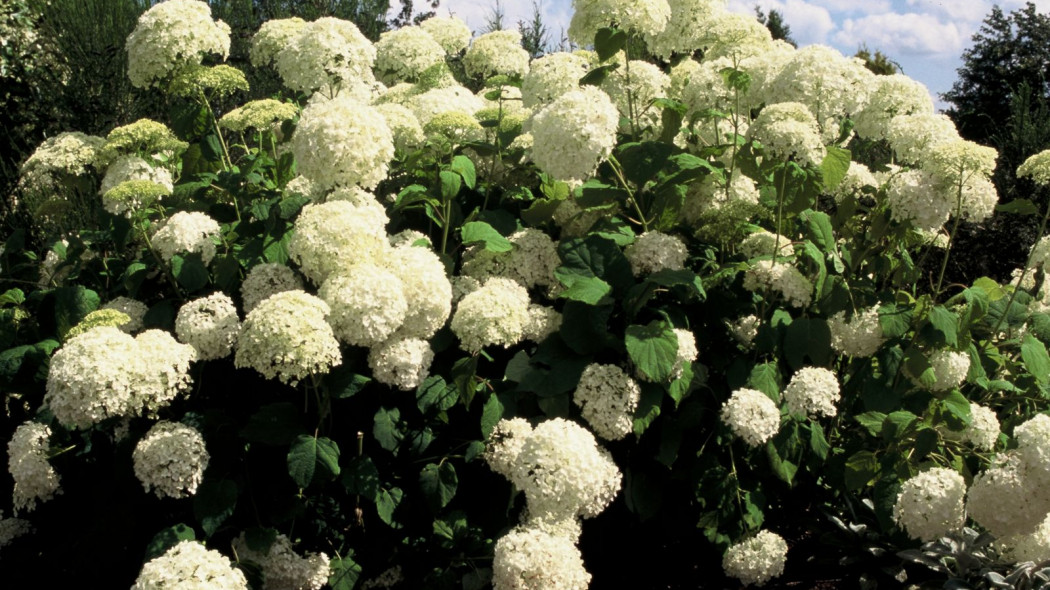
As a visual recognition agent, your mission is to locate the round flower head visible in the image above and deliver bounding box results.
[523,304,563,343]
[624,231,688,276]
[783,367,840,418]
[125,0,231,88]
[45,327,142,428]
[234,290,342,386]
[8,422,60,514]
[886,113,959,165]
[99,154,173,197]
[1019,149,1050,186]
[743,260,813,308]
[729,314,760,348]
[573,363,642,441]
[923,349,970,392]
[739,229,795,260]
[1016,414,1050,475]
[419,15,472,55]
[450,277,532,352]
[828,307,885,358]
[569,0,671,43]
[492,526,591,590]
[966,451,1041,539]
[320,264,408,347]
[853,74,934,140]
[151,211,221,265]
[103,297,148,333]
[167,64,248,99]
[132,540,247,590]
[927,139,998,186]
[522,52,589,108]
[373,103,425,152]
[20,131,104,183]
[644,0,726,59]
[530,86,620,183]
[291,96,393,191]
[886,169,952,232]
[99,119,189,164]
[232,533,331,590]
[275,17,376,95]
[402,85,486,127]
[287,199,389,285]
[696,10,773,60]
[375,26,445,83]
[1010,513,1050,564]
[388,244,453,340]
[132,421,209,499]
[721,388,780,446]
[601,60,670,133]
[748,102,826,167]
[510,418,623,521]
[0,511,32,548]
[460,228,561,291]
[464,30,530,80]
[134,330,198,416]
[219,99,299,133]
[367,337,434,391]
[722,530,788,587]
[485,418,535,480]
[893,467,966,541]
[831,162,878,203]
[241,263,304,313]
[103,180,171,217]
[767,45,873,137]
[175,293,240,361]
[250,17,306,67]
[950,403,1000,451]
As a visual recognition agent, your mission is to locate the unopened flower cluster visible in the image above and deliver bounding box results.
[132,421,209,499]
[132,540,247,590]
[8,422,60,514]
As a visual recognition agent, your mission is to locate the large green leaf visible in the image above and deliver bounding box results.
[924,306,959,348]
[417,376,458,415]
[451,155,476,189]
[556,235,635,294]
[373,406,404,452]
[558,276,613,305]
[341,456,380,502]
[1022,333,1050,384]
[481,393,505,438]
[594,27,627,61]
[144,524,196,561]
[783,318,832,370]
[54,286,100,339]
[460,221,512,252]
[376,487,404,527]
[625,320,679,382]
[287,435,341,488]
[419,462,458,512]
[329,555,363,590]
[820,146,851,190]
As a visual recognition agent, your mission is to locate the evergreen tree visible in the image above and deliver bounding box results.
[518,0,549,58]
[854,44,899,75]
[754,6,795,47]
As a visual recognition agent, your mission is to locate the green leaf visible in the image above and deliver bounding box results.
[327,367,372,400]
[439,170,462,200]
[558,276,612,305]
[879,303,913,339]
[940,390,972,429]
[417,376,458,415]
[54,286,100,340]
[973,277,1005,302]
[341,456,380,502]
[144,524,196,561]
[376,487,404,527]
[783,318,832,370]
[801,210,836,253]
[809,422,830,460]
[924,306,959,348]
[766,439,798,485]
[243,527,278,553]
[996,198,1040,215]
[748,362,782,399]
[882,411,918,441]
[329,555,363,590]
[460,221,512,252]
[240,403,306,446]
[579,64,618,87]
[594,27,627,61]
[451,155,477,189]
[820,146,851,190]
[633,384,664,436]
[854,411,888,436]
[193,479,237,537]
[419,462,458,512]
[287,435,341,488]
[170,253,210,292]
[625,320,679,382]
[556,235,635,294]
[617,141,674,187]
[844,451,878,490]
[373,406,403,452]
[481,394,505,438]
[0,289,24,306]
[1023,333,1050,384]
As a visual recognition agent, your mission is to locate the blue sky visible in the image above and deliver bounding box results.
[427,0,1050,110]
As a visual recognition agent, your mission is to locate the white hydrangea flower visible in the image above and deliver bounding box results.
[463,30,530,79]
[671,328,698,380]
[886,113,959,165]
[1018,148,1050,187]
[241,263,304,313]
[101,296,148,333]
[388,244,453,340]
[485,418,535,480]
[126,0,231,88]
[373,103,425,152]
[250,17,306,67]
[530,86,620,183]
[175,293,240,361]
[601,60,670,133]
[573,363,642,441]
[923,349,970,392]
[135,329,198,417]
[522,52,589,108]
[748,102,826,167]
[20,132,104,184]
[729,314,760,348]
[569,0,671,43]
[828,307,885,358]
[721,388,780,447]
[967,451,1040,539]
[767,45,873,137]
[275,17,376,95]
[234,290,342,386]
[738,39,802,109]
[893,467,966,541]
[492,526,591,590]
[624,231,688,276]
[100,155,173,197]
[830,161,878,203]
[1016,414,1050,474]
[743,260,813,308]
[232,533,330,590]
[644,0,726,59]
[674,56,735,117]
[511,418,622,521]
[523,304,563,343]
[287,200,389,286]
[291,96,394,192]
[460,228,561,291]
[886,169,953,232]
[0,510,32,549]
[375,26,445,83]
[1009,513,1050,564]
[367,337,434,391]
[955,403,1000,451]
[8,422,60,514]
[783,367,840,418]
[450,277,532,352]
[132,540,247,590]
[696,10,773,60]
[418,15,472,55]
[853,74,934,140]
[132,421,209,499]
[320,264,407,347]
[151,211,221,265]
[722,530,788,587]
[402,85,486,127]
[739,230,795,259]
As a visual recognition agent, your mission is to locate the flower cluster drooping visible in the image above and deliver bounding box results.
[8,422,60,514]
[132,421,209,499]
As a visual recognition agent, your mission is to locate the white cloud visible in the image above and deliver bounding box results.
[728,0,837,44]
[903,0,990,22]
[834,12,967,57]
[810,0,893,13]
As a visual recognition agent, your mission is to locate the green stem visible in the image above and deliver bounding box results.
[934,180,965,299]
[772,166,788,259]
[989,190,1050,338]
[608,155,649,232]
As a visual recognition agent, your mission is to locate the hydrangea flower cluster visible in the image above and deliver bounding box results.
[99,119,188,164]
[573,363,642,440]
[101,296,149,333]
[132,540,247,590]
[853,74,934,140]
[1018,148,1050,186]
[886,169,952,231]
[373,103,426,152]
[291,96,394,192]
[320,264,408,347]
[530,86,620,183]
[463,30,530,79]
[374,26,445,83]
[418,15,472,55]
[8,422,60,514]
[249,17,305,67]
[893,467,966,541]
[132,421,209,499]
[273,17,376,95]
[722,530,788,587]
[721,388,781,446]
[234,290,342,386]
[175,293,241,361]
[388,244,453,340]
[151,211,221,265]
[783,367,840,418]
[729,314,760,347]
[451,277,532,352]
[219,99,299,132]
[828,307,885,358]
[569,0,671,42]
[241,263,304,313]
[125,0,231,88]
[624,231,688,276]
[492,526,591,590]
[521,52,589,108]
[232,533,331,590]
[748,102,826,167]
[0,510,32,550]
[948,402,1000,451]
[460,228,560,291]
[925,349,970,392]
[743,260,813,308]
[367,337,435,391]
[739,229,794,259]
[601,60,670,132]
[100,154,173,198]
[287,200,389,285]
[767,45,872,139]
